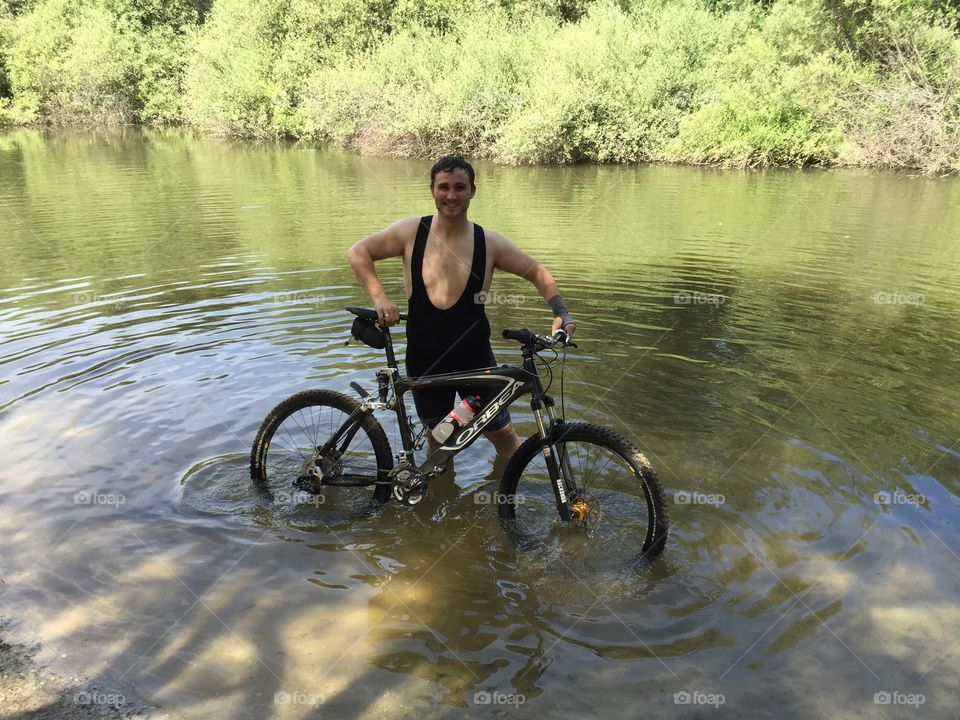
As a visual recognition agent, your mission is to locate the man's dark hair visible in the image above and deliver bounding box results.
[430,155,475,189]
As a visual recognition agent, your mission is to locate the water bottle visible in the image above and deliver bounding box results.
[432,395,482,443]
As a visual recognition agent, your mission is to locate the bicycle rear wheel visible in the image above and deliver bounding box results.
[497,422,668,560]
[250,389,393,511]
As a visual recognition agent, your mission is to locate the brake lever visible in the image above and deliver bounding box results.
[551,330,578,349]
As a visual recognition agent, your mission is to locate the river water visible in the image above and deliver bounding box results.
[1,129,959,719]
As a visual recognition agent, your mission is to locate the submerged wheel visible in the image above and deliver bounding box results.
[250,389,393,510]
[497,422,668,560]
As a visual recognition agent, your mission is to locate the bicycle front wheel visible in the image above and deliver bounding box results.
[498,422,668,560]
[250,389,394,510]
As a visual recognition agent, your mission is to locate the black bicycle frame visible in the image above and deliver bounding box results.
[329,312,574,519]
[384,321,544,465]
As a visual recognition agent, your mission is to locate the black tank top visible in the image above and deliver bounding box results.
[405,215,491,376]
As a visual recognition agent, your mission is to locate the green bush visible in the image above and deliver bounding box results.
[303,1,743,163]
[183,0,403,137]
[669,1,859,166]
[0,4,13,107]
[1,0,201,124]
[495,1,742,163]
[3,0,135,123]
[0,0,958,171]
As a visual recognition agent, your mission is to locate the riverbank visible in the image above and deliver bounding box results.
[0,618,159,719]
[1,0,958,174]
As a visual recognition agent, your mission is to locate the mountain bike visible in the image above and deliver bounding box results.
[250,307,668,558]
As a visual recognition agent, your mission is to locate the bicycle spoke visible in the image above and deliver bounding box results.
[252,389,394,511]
[499,423,666,560]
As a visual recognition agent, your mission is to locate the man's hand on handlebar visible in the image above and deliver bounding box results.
[374,296,400,327]
[551,315,576,339]
[550,329,577,348]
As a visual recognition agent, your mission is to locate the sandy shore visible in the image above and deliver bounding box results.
[0,618,160,720]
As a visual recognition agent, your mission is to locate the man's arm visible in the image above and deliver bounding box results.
[490,232,576,336]
[346,218,415,326]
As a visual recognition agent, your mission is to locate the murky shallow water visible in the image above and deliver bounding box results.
[1,129,959,718]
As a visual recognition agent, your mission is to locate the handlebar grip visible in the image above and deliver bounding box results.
[502,328,534,345]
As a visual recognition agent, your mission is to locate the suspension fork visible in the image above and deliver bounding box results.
[544,396,577,495]
[532,395,573,522]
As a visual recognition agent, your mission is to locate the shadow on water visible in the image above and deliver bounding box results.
[166,453,736,716]
[14,439,955,719]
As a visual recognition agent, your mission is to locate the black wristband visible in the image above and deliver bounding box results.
[548,294,574,327]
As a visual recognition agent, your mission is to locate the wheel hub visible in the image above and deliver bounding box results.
[568,493,600,526]
[294,452,334,495]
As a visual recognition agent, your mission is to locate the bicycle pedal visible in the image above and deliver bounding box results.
[406,487,427,505]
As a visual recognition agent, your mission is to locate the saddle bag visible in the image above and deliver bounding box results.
[351,316,386,349]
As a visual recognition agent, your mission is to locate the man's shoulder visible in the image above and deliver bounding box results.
[394,215,426,230]
[382,216,426,244]
[479,226,510,252]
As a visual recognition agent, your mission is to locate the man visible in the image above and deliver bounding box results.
[346,155,575,461]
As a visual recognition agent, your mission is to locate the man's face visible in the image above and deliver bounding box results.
[431,168,475,219]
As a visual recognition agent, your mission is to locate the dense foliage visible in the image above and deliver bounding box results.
[1,0,957,171]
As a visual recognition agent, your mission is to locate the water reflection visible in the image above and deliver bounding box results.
[2,128,960,718]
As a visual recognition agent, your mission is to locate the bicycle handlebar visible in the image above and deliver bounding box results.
[502,327,576,350]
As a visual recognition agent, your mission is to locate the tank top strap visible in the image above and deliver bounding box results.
[467,222,486,297]
[410,215,433,302]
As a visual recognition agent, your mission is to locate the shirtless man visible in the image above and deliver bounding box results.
[346,155,576,460]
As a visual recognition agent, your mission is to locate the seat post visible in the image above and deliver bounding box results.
[382,324,399,369]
